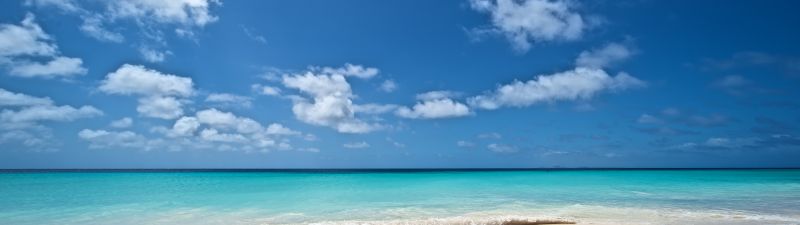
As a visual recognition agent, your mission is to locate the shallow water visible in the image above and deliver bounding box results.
[1,169,799,224]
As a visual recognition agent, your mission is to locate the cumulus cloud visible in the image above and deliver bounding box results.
[79,15,124,43]
[0,88,53,106]
[168,116,200,137]
[0,13,56,57]
[266,123,300,136]
[138,47,170,63]
[468,67,645,110]
[0,13,86,79]
[24,0,82,13]
[395,98,471,119]
[380,79,397,92]
[107,0,220,28]
[343,141,370,149]
[29,0,221,32]
[469,0,588,52]
[1,105,101,125]
[100,64,194,119]
[0,88,102,127]
[318,63,379,79]
[394,90,471,119]
[0,129,56,152]
[168,109,301,139]
[109,117,133,128]
[25,0,221,62]
[415,90,461,101]
[134,108,305,152]
[194,108,264,134]
[205,93,252,108]
[575,42,633,68]
[8,56,86,78]
[282,67,384,133]
[0,88,101,151]
[78,129,160,150]
[136,96,185,119]
[100,64,193,96]
[251,84,281,96]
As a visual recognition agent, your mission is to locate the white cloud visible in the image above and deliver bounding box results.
[0,13,87,79]
[1,105,102,124]
[487,143,518,153]
[468,67,645,110]
[199,128,248,143]
[100,64,195,119]
[575,42,632,68]
[79,15,124,43]
[319,63,379,79]
[0,88,53,106]
[0,13,56,57]
[343,141,370,149]
[8,56,86,78]
[79,129,161,150]
[395,90,471,119]
[283,72,352,97]
[142,108,305,152]
[100,64,194,97]
[25,0,221,62]
[396,98,471,119]
[0,89,101,151]
[109,117,133,128]
[265,123,300,136]
[0,130,56,151]
[195,108,264,134]
[136,96,184,119]
[169,116,200,137]
[205,93,252,108]
[469,0,587,52]
[290,96,376,133]
[416,90,461,101]
[282,70,379,133]
[251,84,281,96]
[379,79,397,92]
[138,47,170,63]
[106,0,220,28]
[24,0,82,13]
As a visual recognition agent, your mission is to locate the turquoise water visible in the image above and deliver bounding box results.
[1,169,800,224]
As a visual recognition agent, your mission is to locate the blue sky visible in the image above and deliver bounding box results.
[1,0,799,168]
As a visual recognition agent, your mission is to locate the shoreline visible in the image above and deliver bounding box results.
[4,204,799,225]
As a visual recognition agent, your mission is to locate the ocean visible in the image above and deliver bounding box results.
[1,169,799,224]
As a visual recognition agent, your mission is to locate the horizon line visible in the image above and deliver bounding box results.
[2,167,799,172]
